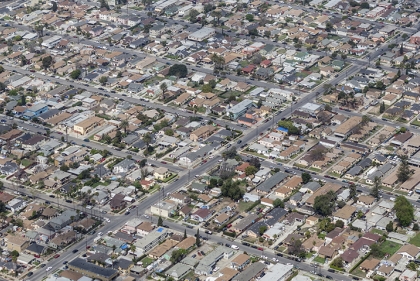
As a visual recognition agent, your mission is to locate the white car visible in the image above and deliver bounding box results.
[105,218,110,223]
[231,245,239,250]
[98,232,103,236]
[46,266,52,272]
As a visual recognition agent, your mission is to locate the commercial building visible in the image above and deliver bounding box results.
[195,246,234,275]
[260,264,294,281]
[150,201,176,218]
[188,27,216,42]
[134,227,169,254]
[226,99,256,120]
[334,116,362,138]
[73,116,104,135]
[6,235,29,252]
[23,103,49,119]
[68,258,118,281]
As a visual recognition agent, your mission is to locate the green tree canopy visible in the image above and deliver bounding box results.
[313,191,336,216]
[394,196,414,227]
[168,64,188,78]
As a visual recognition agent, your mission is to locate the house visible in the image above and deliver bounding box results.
[113,159,136,174]
[226,99,256,120]
[231,254,250,271]
[190,125,217,141]
[191,209,212,222]
[332,205,357,225]
[154,167,171,180]
[6,236,29,252]
[110,193,126,210]
[49,210,79,230]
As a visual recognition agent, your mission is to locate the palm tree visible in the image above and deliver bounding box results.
[160,83,167,100]
[142,133,152,148]
[120,120,129,134]
[211,10,222,25]
[130,244,136,254]
[211,54,225,74]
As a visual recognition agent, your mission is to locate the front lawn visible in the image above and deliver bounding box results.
[313,255,325,264]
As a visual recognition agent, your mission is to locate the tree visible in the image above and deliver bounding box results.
[70,69,81,79]
[120,120,129,134]
[211,54,225,73]
[331,257,344,268]
[370,176,381,199]
[245,165,258,176]
[301,173,311,184]
[52,1,58,11]
[335,220,344,228]
[60,164,69,172]
[160,82,167,95]
[413,223,419,231]
[273,198,284,208]
[184,229,187,239]
[249,157,261,169]
[245,14,254,21]
[0,66,4,73]
[158,216,163,227]
[196,229,201,247]
[143,133,152,148]
[168,64,188,78]
[223,146,237,159]
[397,155,413,183]
[221,179,244,201]
[288,239,306,258]
[370,243,384,258]
[349,183,357,201]
[211,10,222,25]
[170,249,186,264]
[189,9,199,22]
[259,225,267,235]
[379,102,385,113]
[42,56,53,70]
[361,115,370,126]
[202,84,213,93]
[139,159,147,168]
[394,196,414,227]
[310,147,327,161]
[99,76,108,85]
[386,221,394,232]
[313,191,336,216]
[99,0,110,9]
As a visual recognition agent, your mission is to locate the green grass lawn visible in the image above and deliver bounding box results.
[141,257,154,267]
[238,201,254,212]
[21,159,32,167]
[381,240,402,256]
[410,233,420,247]
[313,256,325,264]
[411,119,420,126]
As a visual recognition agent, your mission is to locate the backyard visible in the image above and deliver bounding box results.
[381,240,402,257]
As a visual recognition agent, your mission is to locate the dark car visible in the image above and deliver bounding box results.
[63,261,68,264]
[276,253,283,257]
[225,243,231,248]
[45,201,51,204]
[49,195,55,198]
[83,138,90,142]
[237,140,242,144]
[40,264,46,268]
[326,276,333,280]
[125,211,130,215]
[65,199,72,203]
[327,269,335,273]
[352,277,360,280]
[72,249,78,253]
[317,273,324,277]
[27,272,34,277]
[242,242,250,246]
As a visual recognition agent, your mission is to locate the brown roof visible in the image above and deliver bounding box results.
[176,237,196,250]
[137,221,154,232]
[318,246,336,257]
[59,270,84,281]
[360,258,380,270]
[232,254,250,265]
[0,129,22,141]
[0,192,14,203]
[333,205,357,220]
[42,207,58,217]
[283,176,302,189]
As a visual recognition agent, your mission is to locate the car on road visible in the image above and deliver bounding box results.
[46,266,52,271]
[125,211,130,215]
[54,254,60,258]
[0,119,5,123]
[40,264,46,268]
[27,272,33,277]
[326,276,333,279]
[72,249,78,253]
[98,232,103,236]
[65,199,72,203]
[231,245,239,250]
[63,261,68,264]
[45,201,51,204]
[49,195,55,198]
